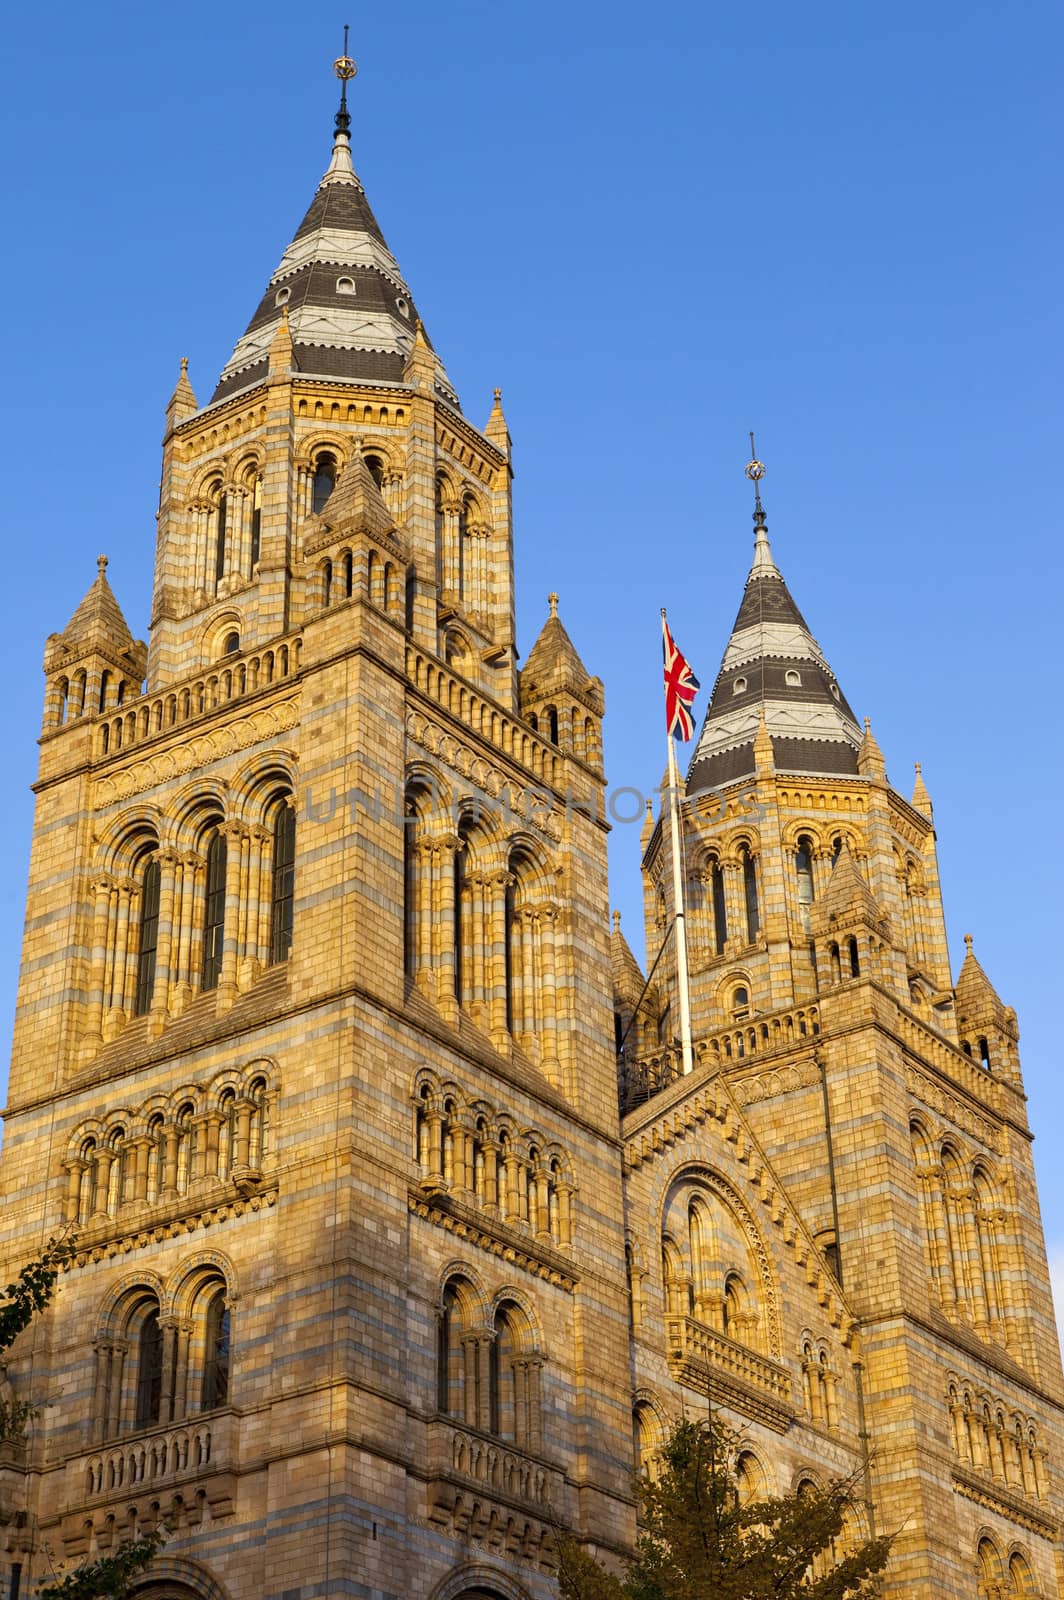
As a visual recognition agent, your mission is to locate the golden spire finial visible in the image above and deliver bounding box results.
[745,431,766,525]
[333,25,358,136]
[548,591,559,618]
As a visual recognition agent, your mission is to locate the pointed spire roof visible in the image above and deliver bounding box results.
[62,556,137,653]
[955,933,1007,1021]
[911,762,933,818]
[611,910,647,1009]
[687,494,862,794]
[522,594,598,697]
[46,556,146,677]
[304,443,394,551]
[211,61,457,408]
[813,842,884,931]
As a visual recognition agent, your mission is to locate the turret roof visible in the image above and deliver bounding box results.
[59,556,137,656]
[211,106,457,408]
[687,510,862,794]
[523,595,597,695]
[814,842,884,931]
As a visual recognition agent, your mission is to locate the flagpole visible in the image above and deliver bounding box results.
[662,611,695,1077]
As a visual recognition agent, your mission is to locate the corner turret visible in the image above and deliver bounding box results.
[519,594,604,770]
[42,557,147,735]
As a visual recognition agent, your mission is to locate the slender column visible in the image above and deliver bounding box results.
[129,1138,150,1205]
[557,1183,573,1247]
[255,826,274,966]
[63,1160,84,1223]
[538,905,560,1080]
[489,870,513,1047]
[482,1141,499,1212]
[217,824,246,1005]
[474,1335,493,1433]
[233,1100,253,1171]
[161,1126,180,1199]
[172,1322,193,1420]
[922,1167,955,1310]
[435,835,458,1021]
[243,826,267,976]
[512,1361,529,1447]
[503,1152,521,1224]
[461,1335,478,1428]
[159,1316,180,1423]
[92,1149,115,1222]
[106,881,132,1021]
[106,1342,128,1438]
[150,851,178,1021]
[424,1112,445,1189]
[203,1111,224,1181]
[85,877,113,1042]
[721,862,745,952]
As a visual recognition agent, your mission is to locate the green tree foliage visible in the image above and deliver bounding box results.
[36,1528,167,1600]
[0,1237,167,1596]
[559,1418,892,1600]
[0,1236,75,1354]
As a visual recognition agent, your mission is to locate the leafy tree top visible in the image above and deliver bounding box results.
[559,1416,892,1600]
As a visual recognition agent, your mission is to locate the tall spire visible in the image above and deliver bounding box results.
[323,26,358,184]
[687,443,862,794]
[211,42,457,408]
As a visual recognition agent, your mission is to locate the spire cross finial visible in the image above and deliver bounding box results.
[97,554,108,576]
[333,24,357,133]
[745,431,766,523]
[548,591,559,617]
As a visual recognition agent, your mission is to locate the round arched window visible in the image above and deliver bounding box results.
[222,631,240,656]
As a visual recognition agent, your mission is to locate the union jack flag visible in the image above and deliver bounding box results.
[662,611,700,741]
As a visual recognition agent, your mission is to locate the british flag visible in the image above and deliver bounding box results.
[662,611,700,741]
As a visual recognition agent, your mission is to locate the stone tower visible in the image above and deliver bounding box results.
[0,68,631,1600]
[624,485,1064,1598]
[1,53,1062,1600]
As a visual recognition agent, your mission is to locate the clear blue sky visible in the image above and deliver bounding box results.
[1,3,1061,1310]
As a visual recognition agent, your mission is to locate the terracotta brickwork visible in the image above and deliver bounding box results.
[0,94,1061,1600]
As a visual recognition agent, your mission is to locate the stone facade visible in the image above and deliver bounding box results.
[0,80,1061,1600]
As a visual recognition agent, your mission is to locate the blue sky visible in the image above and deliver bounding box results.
[1,3,1061,1312]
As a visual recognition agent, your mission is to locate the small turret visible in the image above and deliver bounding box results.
[812,842,892,990]
[484,387,511,459]
[165,357,197,434]
[911,761,933,819]
[519,593,604,770]
[954,933,1021,1084]
[857,717,887,781]
[42,556,147,733]
[303,445,405,624]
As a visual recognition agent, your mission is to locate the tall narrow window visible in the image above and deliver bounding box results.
[711,859,728,954]
[201,829,227,991]
[249,477,262,571]
[365,453,384,488]
[269,805,295,964]
[134,856,161,1016]
[214,492,228,584]
[312,452,336,514]
[504,875,517,1033]
[742,848,760,942]
[796,836,814,908]
[404,802,419,979]
[201,1289,230,1411]
[134,1307,163,1430]
[454,833,469,1004]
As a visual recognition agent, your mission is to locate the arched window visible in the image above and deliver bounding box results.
[364,453,384,488]
[735,1451,766,1506]
[312,452,337,515]
[710,858,728,954]
[848,935,860,977]
[796,836,814,907]
[977,1537,1005,1599]
[404,799,419,979]
[134,1304,163,1431]
[269,804,295,964]
[248,1077,269,1169]
[134,855,161,1016]
[201,828,227,991]
[730,985,750,1020]
[741,847,759,942]
[146,1113,165,1204]
[201,1288,230,1411]
[633,1403,662,1480]
[222,630,240,656]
